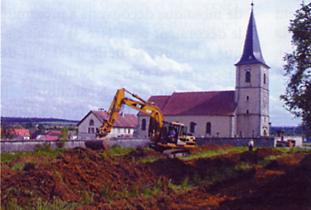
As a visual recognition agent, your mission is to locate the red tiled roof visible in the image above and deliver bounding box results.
[46,130,62,136]
[141,90,237,116]
[9,128,30,137]
[92,111,138,128]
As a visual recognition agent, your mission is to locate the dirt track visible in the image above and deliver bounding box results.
[1,146,311,210]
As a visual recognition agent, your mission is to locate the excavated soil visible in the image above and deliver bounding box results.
[1,147,311,210]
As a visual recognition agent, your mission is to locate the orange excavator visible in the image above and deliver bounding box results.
[96,88,196,155]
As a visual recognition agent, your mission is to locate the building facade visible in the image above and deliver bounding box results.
[78,110,138,140]
[138,5,270,138]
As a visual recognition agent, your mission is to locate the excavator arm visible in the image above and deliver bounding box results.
[98,88,164,138]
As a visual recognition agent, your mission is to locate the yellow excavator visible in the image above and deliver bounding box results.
[96,88,197,155]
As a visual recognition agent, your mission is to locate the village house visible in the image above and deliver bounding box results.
[78,110,138,140]
[138,6,270,138]
[36,130,62,141]
[8,128,31,140]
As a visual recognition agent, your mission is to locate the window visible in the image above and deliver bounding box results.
[206,122,211,134]
[89,119,94,126]
[128,129,131,134]
[263,73,266,84]
[190,122,196,133]
[141,119,146,131]
[88,127,94,134]
[245,71,251,83]
[246,96,249,101]
[246,110,249,114]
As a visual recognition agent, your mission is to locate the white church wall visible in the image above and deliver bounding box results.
[137,115,236,138]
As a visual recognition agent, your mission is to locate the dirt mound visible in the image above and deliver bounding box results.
[219,154,311,210]
[1,148,158,208]
[1,147,310,210]
[149,158,193,184]
[239,148,282,164]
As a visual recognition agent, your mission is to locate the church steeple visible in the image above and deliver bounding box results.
[235,4,268,67]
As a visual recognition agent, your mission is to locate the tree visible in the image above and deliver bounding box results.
[281,2,311,135]
[60,127,69,141]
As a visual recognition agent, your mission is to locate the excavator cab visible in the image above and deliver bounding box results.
[149,119,196,153]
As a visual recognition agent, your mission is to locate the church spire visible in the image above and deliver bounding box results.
[235,3,268,67]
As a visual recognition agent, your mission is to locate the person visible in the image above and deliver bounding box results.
[248,139,254,152]
[168,128,177,143]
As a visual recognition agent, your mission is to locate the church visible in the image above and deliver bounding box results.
[138,5,270,138]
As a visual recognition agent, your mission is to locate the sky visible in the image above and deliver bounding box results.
[1,0,306,126]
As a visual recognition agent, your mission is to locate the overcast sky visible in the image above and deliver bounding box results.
[1,0,305,126]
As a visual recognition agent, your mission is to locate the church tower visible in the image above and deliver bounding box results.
[235,4,270,137]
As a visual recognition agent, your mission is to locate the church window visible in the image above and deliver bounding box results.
[246,110,249,114]
[89,119,94,126]
[245,71,251,83]
[141,119,146,131]
[190,122,196,133]
[264,73,266,84]
[206,122,211,134]
[246,96,249,101]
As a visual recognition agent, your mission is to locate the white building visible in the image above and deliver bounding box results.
[138,5,270,138]
[78,110,138,140]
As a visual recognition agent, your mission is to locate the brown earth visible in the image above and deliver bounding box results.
[1,147,311,210]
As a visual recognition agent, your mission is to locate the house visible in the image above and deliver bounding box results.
[138,5,270,138]
[8,128,31,140]
[36,130,62,141]
[78,110,138,140]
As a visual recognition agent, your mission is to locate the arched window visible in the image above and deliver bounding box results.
[246,110,249,114]
[246,96,249,101]
[206,122,211,134]
[141,119,146,131]
[245,71,251,83]
[263,73,266,84]
[190,122,196,133]
[89,119,94,126]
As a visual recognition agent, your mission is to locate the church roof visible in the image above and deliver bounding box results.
[140,90,237,116]
[235,6,269,68]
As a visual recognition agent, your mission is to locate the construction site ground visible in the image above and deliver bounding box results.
[1,144,311,210]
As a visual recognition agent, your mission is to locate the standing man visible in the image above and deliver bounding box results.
[248,139,254,152]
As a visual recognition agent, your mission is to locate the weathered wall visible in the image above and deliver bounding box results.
[0,139,149,153]
[235,64,270,137]
[196,137,275,147]
[137,115,236,138]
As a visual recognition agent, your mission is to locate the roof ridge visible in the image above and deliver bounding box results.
[172,90,235,94]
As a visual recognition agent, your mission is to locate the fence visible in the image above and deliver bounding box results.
[0,138,150,153]
[196,137,275,147]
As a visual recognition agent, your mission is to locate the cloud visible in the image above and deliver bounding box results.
[1,0,304,126]
[110,39,192,74]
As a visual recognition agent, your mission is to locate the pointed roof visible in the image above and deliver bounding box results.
[235,5,269,68]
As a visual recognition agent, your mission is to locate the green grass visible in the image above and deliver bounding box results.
[105,145,134,157]
[139,156,160,164]
[4,198,78,210]
[272,147,311,155]
[1,145,65,163]
[11,162,25,171]
[181,146,247,161]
